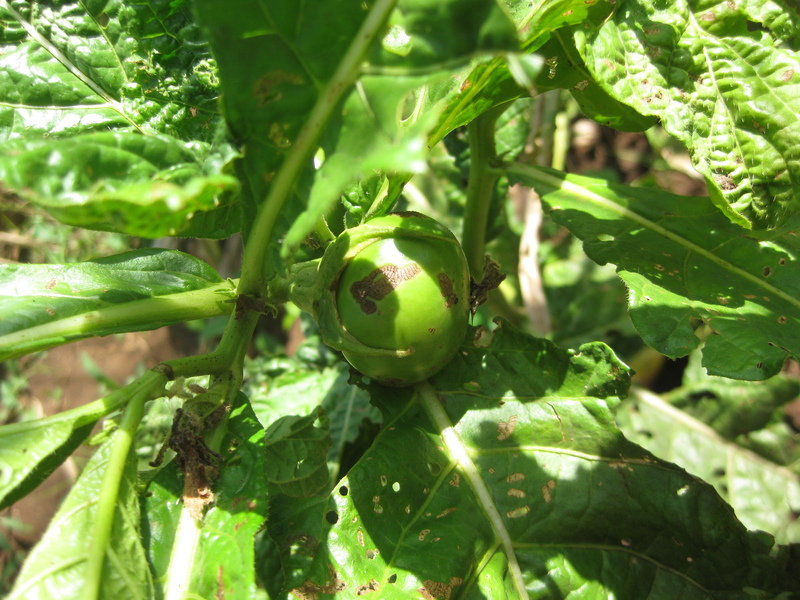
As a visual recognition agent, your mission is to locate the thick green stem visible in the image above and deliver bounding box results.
[462,104,510,280]
[237,0,398,299]
[0,280,236,362]
[82,370,167,600]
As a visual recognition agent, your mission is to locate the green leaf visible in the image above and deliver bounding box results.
[0,414,94,511]
[508,164,800,380]
[428,0,619,143]
[0,132,240,238]
[0,248,235,360]
[263,406,332,497]
[618,387,800,544]
[6,429,153,600]
[0,0,220,140]
[270,322,796,597]
[195,0,519,257]
[537,32,658,132]
[142,393,269,600]
[0,1,241,238]
[578,0,800,229]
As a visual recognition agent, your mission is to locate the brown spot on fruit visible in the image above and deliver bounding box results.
[350,264,421,314]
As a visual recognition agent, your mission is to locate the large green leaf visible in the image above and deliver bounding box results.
[0,0,241,238]
[578,0,800,229]
[194,0,520,259]
[618,386,800,544]
[0,248,234,360]
[508,164,800,381]
[270,322,796,598]
[0,132,240,238]
[142,394,269,600]
[263,406,332,497]
[7,429,153,600]
[0,0,220,140]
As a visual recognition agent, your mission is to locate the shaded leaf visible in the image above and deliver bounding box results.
[508,164,800,380]
[0,248,234,360]
[142,393,269,600]
[271,322,796,597]
[7,430,153,600]
[579,0,800,228]
[263,406,332,497]
[0,414,94,510]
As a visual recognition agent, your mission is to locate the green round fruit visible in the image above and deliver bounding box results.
[333,213,470,386]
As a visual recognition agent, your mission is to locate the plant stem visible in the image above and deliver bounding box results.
[237,0,399,299]
[82,370,167,600]
[0,280,237,362]
[462,104,510,280]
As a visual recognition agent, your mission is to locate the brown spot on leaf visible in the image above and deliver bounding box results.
[216,566,226,600]
[781,69,795,82]
[506,506,531,518]
[506,472,525,483]
[449,472,461,487]
[714,174,737,190]
[507,488,526,498]
[350,264,421,314]
[254,69,304,106]
[542,479,556,503]
[419,577,463,600]
[497,415,518,440]
[291,565,346,599]
[356,580,380,595]
[778,315,788,324]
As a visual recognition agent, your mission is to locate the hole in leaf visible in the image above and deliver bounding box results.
[388,574,397,584]
[326,510,339,525]
[339,485,349,496]
[427,461,442,475]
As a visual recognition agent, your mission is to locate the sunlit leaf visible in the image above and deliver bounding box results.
[7,432,153,600]
[579,0,800,228]
[0,248,234,360]
[509,164,800,380]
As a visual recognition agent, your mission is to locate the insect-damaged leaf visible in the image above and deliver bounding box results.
[269,322,796,597]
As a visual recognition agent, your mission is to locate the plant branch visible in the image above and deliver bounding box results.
[237,0,398,298]
[82,370,167,600]
[462,104,510,280]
